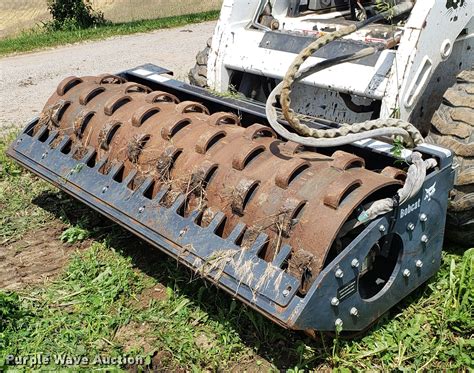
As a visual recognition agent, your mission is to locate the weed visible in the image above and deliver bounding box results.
[0,292,23,345]
[0,242,144,368]
[60,225,89,243]
[390,136,408,165]
[375,0,398,19]
[0,131,23,180]
[0,168,57,242]
[209,85,246,100]
[389,106,401,119]
[68,163,85,176]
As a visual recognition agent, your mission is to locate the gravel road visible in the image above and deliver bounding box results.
[0,22,216,135]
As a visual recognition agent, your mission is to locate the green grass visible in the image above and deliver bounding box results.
[0,10,219,57]
[0,132,58,243]
[0,129,473,371]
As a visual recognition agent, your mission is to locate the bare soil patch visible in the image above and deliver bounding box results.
[132,284,168,310]
[229,357,276,373]
[115,321,157,355]
[0,221,89,290]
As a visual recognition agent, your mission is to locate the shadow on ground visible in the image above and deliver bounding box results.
[32,189,442,370]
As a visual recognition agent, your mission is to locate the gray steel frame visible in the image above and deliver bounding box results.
[7,64,454,332]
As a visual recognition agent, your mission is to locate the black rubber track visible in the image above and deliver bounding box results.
[188,38,212,88]
[426,68,474,245]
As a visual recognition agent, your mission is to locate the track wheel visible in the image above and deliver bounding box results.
[188,38,211,88]
[426,68,474,245]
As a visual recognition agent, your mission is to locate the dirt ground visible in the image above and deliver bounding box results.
[0,222,91,290]
[0,21,216,136]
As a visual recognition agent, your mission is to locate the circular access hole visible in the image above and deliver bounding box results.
[441,40,452,58]
[359,233,403,300]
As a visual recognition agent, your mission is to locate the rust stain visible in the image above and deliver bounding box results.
[35,74,402,293]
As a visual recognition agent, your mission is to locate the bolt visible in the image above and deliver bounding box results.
[379,225,386,233]
[335,268,344,278]
[331,297,340,306]
[283,289,290,297]
[101,186,108,193]
[351,259,360,268]
[350,307,359,317]
[407,223,415,231]
[416,260,423,268]
[420,213,427,222]
[138,207,145,213]
[335,318,343,328]
[403,269,411,278]
[421,235,429,243]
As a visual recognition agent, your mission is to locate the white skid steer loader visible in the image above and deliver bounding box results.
[190,0,474,243]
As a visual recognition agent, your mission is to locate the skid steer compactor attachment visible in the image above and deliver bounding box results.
[8,66,455,333]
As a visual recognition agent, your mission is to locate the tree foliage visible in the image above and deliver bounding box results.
[46,0,107,30]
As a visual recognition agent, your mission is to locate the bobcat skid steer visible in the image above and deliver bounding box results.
[8,0,473,334]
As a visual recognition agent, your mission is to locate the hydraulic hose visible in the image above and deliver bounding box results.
[266,40,423,147]
[358,152,437,223]
[265,2,424,148]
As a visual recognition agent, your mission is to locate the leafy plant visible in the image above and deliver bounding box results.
[0,292,22,331]
[375,0,397,18]
[60,225,89,243]
[390,136,407,163]
[0,130,23,179]
[389,106,401,119]
[446,248,473,333]
[46,0,107,31]
[0,292,25,352]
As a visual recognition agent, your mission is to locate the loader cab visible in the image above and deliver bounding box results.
[208,0,472,129]
[254,0,406,39]
[286,0,374,19]
[220,0,408,125]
